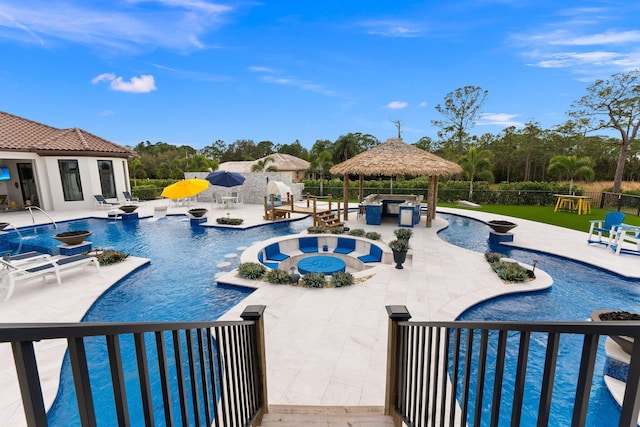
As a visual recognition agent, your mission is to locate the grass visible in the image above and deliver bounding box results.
[439,203,640,232]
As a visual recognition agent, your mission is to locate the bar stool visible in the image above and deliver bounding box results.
[582,199,592,214]
[559,198,575,211]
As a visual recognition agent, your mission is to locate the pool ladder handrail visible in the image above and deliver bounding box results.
[25,206,58,229]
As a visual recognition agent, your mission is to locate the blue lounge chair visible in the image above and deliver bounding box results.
[258,251,279,269]
[358,244,383,263]
[587,212,625,246]
[299,237,318,253]
[264,243,289,261]
[3,251,51,266]
[122,191,139,203]
[334,237,355,254]
[94,195,120,209]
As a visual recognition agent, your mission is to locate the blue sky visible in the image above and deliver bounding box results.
[1,1,639,150]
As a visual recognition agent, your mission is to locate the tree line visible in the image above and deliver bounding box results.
[128,70,640,193]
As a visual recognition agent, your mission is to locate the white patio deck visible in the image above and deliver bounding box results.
[0,200,637,425]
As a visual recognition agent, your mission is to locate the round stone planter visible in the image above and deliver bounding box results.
[0,222,9,231]
[487,220,518,234]
[53,230,93,246]
[188,208,208,218]
[119,205,139,214]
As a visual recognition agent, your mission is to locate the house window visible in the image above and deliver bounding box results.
[58,160,83,201]
[98,160,116,198]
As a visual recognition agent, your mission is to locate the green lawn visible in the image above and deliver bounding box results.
[438,203,640,233]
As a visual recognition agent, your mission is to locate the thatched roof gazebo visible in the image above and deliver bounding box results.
[330,138,462,227]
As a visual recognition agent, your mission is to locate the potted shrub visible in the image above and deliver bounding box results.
[388,238,410,269]
[53,230,93,246]
[394,228,413,241]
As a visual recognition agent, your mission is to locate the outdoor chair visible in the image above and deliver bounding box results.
[0,254,100,302]
[334,237,356,254]
[94,195,120,209]
[122,191,139,204]
[299,237,318,253]
[0,194,8,210]
[264,243,289,261]
[2,251,51,266]
[358,244,383,263]
[258,251,279,269]
[587,211,625,246]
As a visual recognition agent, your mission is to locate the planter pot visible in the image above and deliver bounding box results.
[392,249,407,269]
[119,205,139,214]
[591,309,637,355]
[487,220,518,234]
[188,208,208,218]
[0,222,9,231]
[53,230,93,246]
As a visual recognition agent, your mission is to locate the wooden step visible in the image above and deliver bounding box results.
[259,405,395,426]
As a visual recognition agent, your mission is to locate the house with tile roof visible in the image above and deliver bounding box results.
[0,111,136,211]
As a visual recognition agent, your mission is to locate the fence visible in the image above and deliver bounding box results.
[384,306,640,427]
[2,305,267,427]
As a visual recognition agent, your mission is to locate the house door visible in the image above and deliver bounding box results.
[17,163,39,206]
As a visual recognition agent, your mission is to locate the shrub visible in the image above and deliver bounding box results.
[89,249,129,266]
[491,262,530,282]
[330,227,345,234]
[331,272,354,287]
[348,228,365,236]
[388,239,410,252]
[485,252,506,263]
[394,228,413,240]
[264,269,290,284]
[216,217,243,225]
[303,272,326,288]
[237,262,266,280]
[307,226,328,234]
[365,231,381,240]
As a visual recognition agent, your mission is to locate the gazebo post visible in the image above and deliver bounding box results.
[426,175,438,227]
[358,174,364,203]
[343,175,349,220]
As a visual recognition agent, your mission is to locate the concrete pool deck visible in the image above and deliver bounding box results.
[0,200,638,424]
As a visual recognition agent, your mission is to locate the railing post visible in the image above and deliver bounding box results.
[241,305,268,425]
[384,305,412,426]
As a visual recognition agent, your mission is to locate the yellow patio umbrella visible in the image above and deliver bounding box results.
[160,178,209,199]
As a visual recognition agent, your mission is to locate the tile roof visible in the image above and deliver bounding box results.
[0,111,136,158]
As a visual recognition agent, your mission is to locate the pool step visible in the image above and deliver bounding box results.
[260,405,395,426]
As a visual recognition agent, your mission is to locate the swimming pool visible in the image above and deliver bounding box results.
[438,213,640,426]
[1,215,313,425]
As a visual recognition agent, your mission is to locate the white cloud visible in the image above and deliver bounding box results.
[477,113,523,127]
[357,20,422,37]
[260,75,338,97]
[386,101,408,109]
[92,73,157,93]
[0,1,234,53]
[418,101,428,108]
[248,66,276,73]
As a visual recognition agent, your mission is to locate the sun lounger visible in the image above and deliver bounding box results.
[334,237,356,254]
[0,254,100,301]
[3,251,51,266]
[299,237,318,253]
[94,195,120,209]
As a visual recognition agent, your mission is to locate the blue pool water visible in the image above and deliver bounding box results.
[438,213,640,427]
[0,215,312,425]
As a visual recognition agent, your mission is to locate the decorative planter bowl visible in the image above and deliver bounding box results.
[53,230,93,246]
[119,205,139,214]
[487,220,518,234]
[188,208,208,218]
[591,309,637,355]
[0,222,9,231]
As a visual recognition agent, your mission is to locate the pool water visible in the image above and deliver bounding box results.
[438,213,640,426]
[1,215,312,425]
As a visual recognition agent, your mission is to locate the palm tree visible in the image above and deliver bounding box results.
[547,155,595,193]
[251,156,277,172]
[459,147,494,201]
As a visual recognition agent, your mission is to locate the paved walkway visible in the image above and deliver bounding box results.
[0,201,637,424]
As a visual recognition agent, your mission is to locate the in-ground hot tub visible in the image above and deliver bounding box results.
[297,255,346,275]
